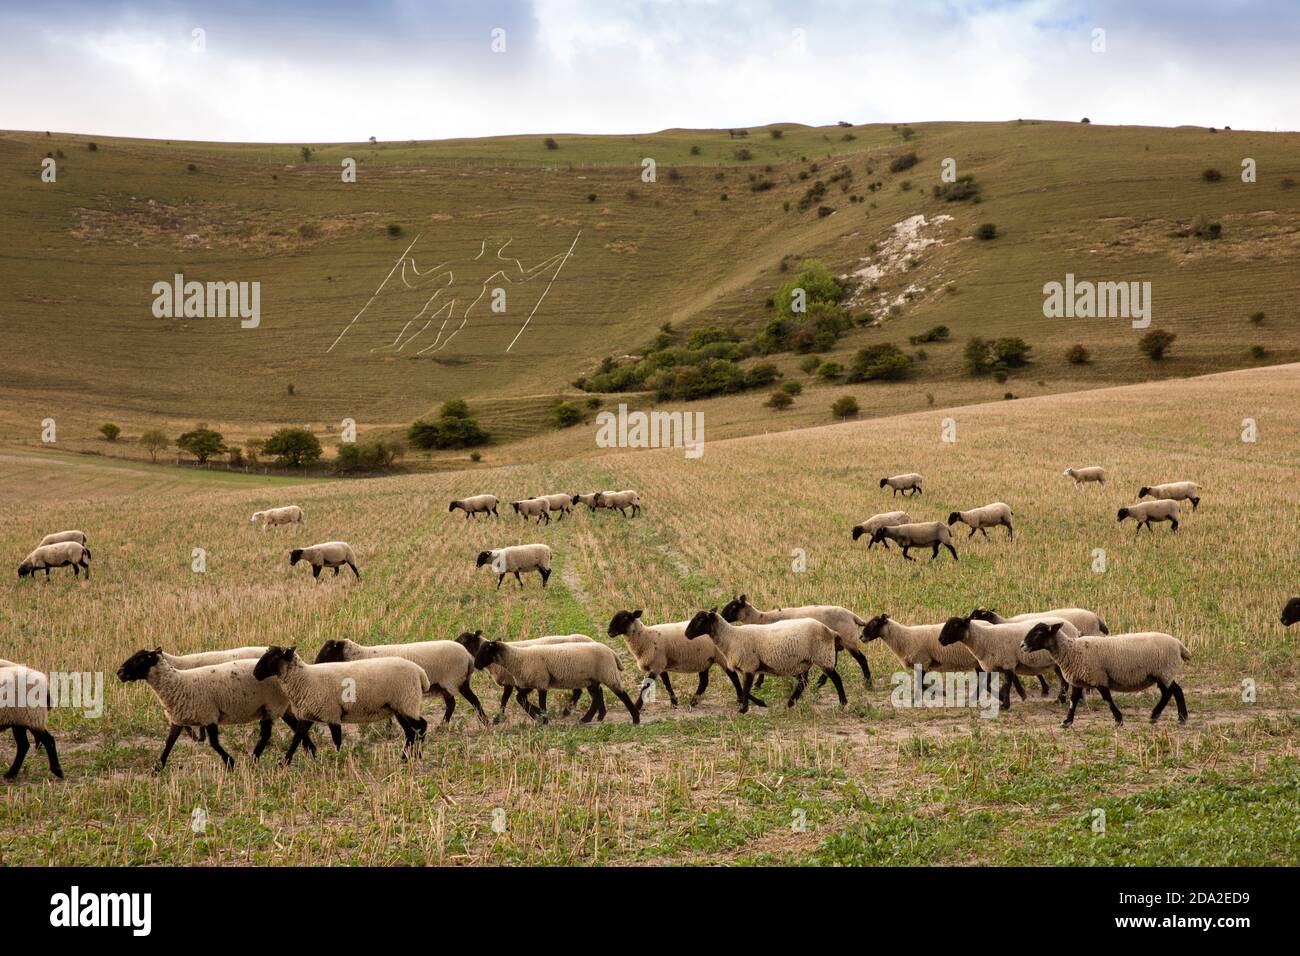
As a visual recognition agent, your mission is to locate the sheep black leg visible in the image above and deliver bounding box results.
[690,668,709,706]
[1006,524,1014,540]
[1055,667,1070,703]
[945,543,959,561]
[1190,497,1199,511]
[1150,680,1174,723]
[333,566,340,576]
[1036,674,1051,697]
[609,686,640,724]
[930,544,940,560]
[34,730,62,778]
[902,546,915,561]
[496,573,505,589]
[206,724,235,769]
[437,688,456,724]
[348,561,361,578]
[284,720,313,764]
[312,565,322,579]
[999,671,1014,710]
[459,681,488,725]
[155,724,185,771]
[723,668,745,706]
[660,672,678,707]
[738,673,755,714]
[252,719,273,759]
[537,690,549,716]
[1010,673,1026,700]
[754,674,766,689]
[1061,687,1084,727]
[1171,682,1188,723]
[847,648,872,687]
[494,685,513,722]
[786,672,809,707]
[516,688,544,723]
[282,715,317,755]
[328,723,344,749]
[4,727,30,779]
[514,571,524,588]
[1170,518,1179,532]
[539,567,551,588]
[580,685,604,723]
[559,688,581,717]
[1097,687,1124,724]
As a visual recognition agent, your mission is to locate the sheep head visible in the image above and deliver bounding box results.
[475,550,493,568]
[684,609,719,640]
[860,613,890,641]
[1021,621,1064,653]
[455,630,486,656]
[607,609,642,637]
[314,640,349,663]
[472,640,504,670]
[937,615,971,646]
[1282,597,1300,627]
[254,645,296,681]
[116,647,163,682]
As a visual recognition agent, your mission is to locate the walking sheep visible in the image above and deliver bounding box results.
[720,595,873,686]
[476,544,552,589]
[315,638,487,725]
[969,606,1109,696]
[1138,482,1201,511]
[1021,621,1191,727]
[250,505,303,530]
[289,541,360,580]
[947,503,1014,540]
[469,639,641,724]
[17,542,91,580]
[938,613,1079,707]
[879,473,923,497]
[1117,499,1180,534]
[1283,597,1300,627]
[511,498,551,524]
[448,495,500,519]
[851,511,911,548]
[0,662,63,780]
[570,492,604,511]
[593,490,641,517]
[869,522,958,561]
[456,631,597,721]
[860,613,988,696]
[1063,466,1106,488]
[535,493,575,521]
[38,530,87,548]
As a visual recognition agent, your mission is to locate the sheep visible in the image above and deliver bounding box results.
[869,522,957,561]
[1117,499,1180,534]
[449,494,499,519]
[253,646,429,761]
[1022,621,1190,726]
[511,497,551,524]
[475,544,552,589]
[1138,482,1201,511]
[684,609,846,712]
[860,613,988,696]
[38,530,86,548]
[879,473,923,497]
[535,493,574,520]
[0,662,63,779]
[162,646,267,669]
[851,511,911,549]
[593,489,641,517]
[719,594,873,686]
[469,639,641,724]
[607,609,764,709]
[314,638,487,726]
[116,648,316,770]
[17,541,91,580]
[969,606,1109,696]
[1063,466,1106,487]
[456,631,597,720]
[1283,597,1300,627]
[947,502,1014,540]
[570,492,605,511]
[289,541,360,580]
[938,613,1081,708]
[250,505,303,530]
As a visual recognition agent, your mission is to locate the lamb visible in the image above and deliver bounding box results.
[879,473,923,497]
[448,494,500,519]
[869,522,958,561]
[253,646,429,761]
[535,493,574,520]
[17,541,91,580]
[969,606,1109,696]
[1283,597,1300,627]
[289,541,360,579]
[0,662,63,779]
[593,489,641,517]
[947,502,1014,540]
[719,595,873,686]
[607,609,763,709]
[511,497,551,524]
[851,511,911,549]
[38,530,86,548]
[1117,499,1180,534]
[1063,466,1106,487]
[456,631,597,721]
[314,638,487,725]
[250,505,303,530]
[1138,482,1201,511]
[116,648,316,770]
[938,613,1081,708]
[469,639,641,724]
[860,613,985,694]
[684,609,847,712]
[1022,621,1191,726]
[475,544,552,589]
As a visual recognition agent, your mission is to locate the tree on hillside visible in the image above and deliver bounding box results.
[263,427,323,467]
[98,423,121,442]
[176,427,227,464]
[408,399,490,450]
[1139,329,1177,361]
[140,428,170,462]
[831,396,860,420]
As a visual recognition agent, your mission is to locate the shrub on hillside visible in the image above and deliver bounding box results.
[176,427,227,464]
[334,438,405,473]
[848,342,913,382]
[907,325,950,345]
[1066,344,1091,365]
[140,428,170,462]
[889,152,919,173]
[98,423,120,442]
[765,390,794,410]
[831,396,860,420]
[1139,329,1177,361]
[933,175,980,202]
[554,402,583,428]
[1201,168,1223,182]
[974,222,998,240]
[544,137,559,150]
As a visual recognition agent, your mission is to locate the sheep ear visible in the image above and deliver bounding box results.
[739,593,747,603]
[475,629,483,637]
[286,647,297,659]
[633,609,642,619]
[153,645,163,653]
[1050,622,1063,633]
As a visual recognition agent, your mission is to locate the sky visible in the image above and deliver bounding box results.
[2,0,1297,141]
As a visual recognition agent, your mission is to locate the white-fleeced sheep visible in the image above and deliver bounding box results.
[17,541,91,580]
[1117,499,1180,533]
[860,613,984,693]
[869,522,958,561]
[289,541,360,580]
[852,511,911,548]
[1283,597,1300,627]
[879,473,923,497]
[947,502,1014,540]
[448,494,500,519]
[969,606,1109,696]
[475,544,552,589]
[250,505,303,530]
[720,595,873,686]
[1063,466,1106,487]
[1138,482,1202,511]
[570,492,604,511]
[116,648,316,769]
[607,609,761,709]
[38,530,87,548]
[0,662,63,779]
[593,490,641,517]
[684,609,847,712]
[469,639,641,724]
[162,646,267,669]
[1022,622,1191,726]
[511,498,551,524]
[456,631,596,721]
[314,638,486,725]
[536,493,574,520]
[938,613,1080,708]
[253,646,429,761]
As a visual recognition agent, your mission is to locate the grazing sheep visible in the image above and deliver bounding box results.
[250,505,303,530]
[869,522,958,561]
[720,595,873,686]
[17,541,91,580]
[938,613,1080,708]
[860,613,987,694]
[475,544,552,589]
[511,498,551,524]
[593,489,641,517]
[607,609,762,709]
[38,530,86,548]
[448,494,500,519]
[289,541,360,580]
[315,638,486,725]
[0,662,63,780]
[879,473,923,497]
[851,511,911,548]
[253,646,429,762]
[1138,482,1201,511]
[684,609,846,712]
[536,493,574,520]
[1282,597,1300,627]
[969,606,1109,696]
[456,630,596,721]
[1117,499,1180,534]
[1063,466,1106,487]
[947,502,1014,540]
[470,639,641,724]
[1022,622,1191,726]
[116,648,316,770]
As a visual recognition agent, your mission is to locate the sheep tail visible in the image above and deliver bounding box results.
[850,612,868,627]
[83,547,93,560]
[1179,643,1191,662]
[614,656,624,671]
[1098,618,1110,635]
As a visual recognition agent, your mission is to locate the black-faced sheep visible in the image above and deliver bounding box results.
[476,544,552,589]
[1282,597,1300,627]
[315,638,487,726]
[535,493,574,520]
[939,613,1079,708]
[1117,499,1180,534]
[0,662,63,779]
[851,511,911,548]
[1063,466,1105,487]
[859,613,986,696]
[250,505,303,530]
[946,503,1014,540]
[593,490,641,517]
[289,541,360,579]
[470,639,641,724]
[38,530,87,548]
[719,595,873,686]
[17,542,91,580]
[879,473,923,497]
[511,498,551,524]
[449,494,500,519]
[1138,482,1201,511]
[456,630,597,720]
[869,522,957,561]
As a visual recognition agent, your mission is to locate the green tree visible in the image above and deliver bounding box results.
[831,396,860,420]
[263,427,323,467]
[98,423,121,442]
[140,428,170,462]
[1139,329,1177,361]
[176,427,227,464]
[848,343,913,382]
[765,390,794,410]
[774,260,842,319]
[554,402,583,428]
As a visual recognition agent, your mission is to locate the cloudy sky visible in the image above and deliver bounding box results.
[3,1,1297,141]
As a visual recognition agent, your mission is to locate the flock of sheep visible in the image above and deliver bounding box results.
[2,469,1295,781]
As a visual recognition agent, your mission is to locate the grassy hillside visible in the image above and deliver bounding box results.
[2,120,1298,460]
[1,364,1296,865]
